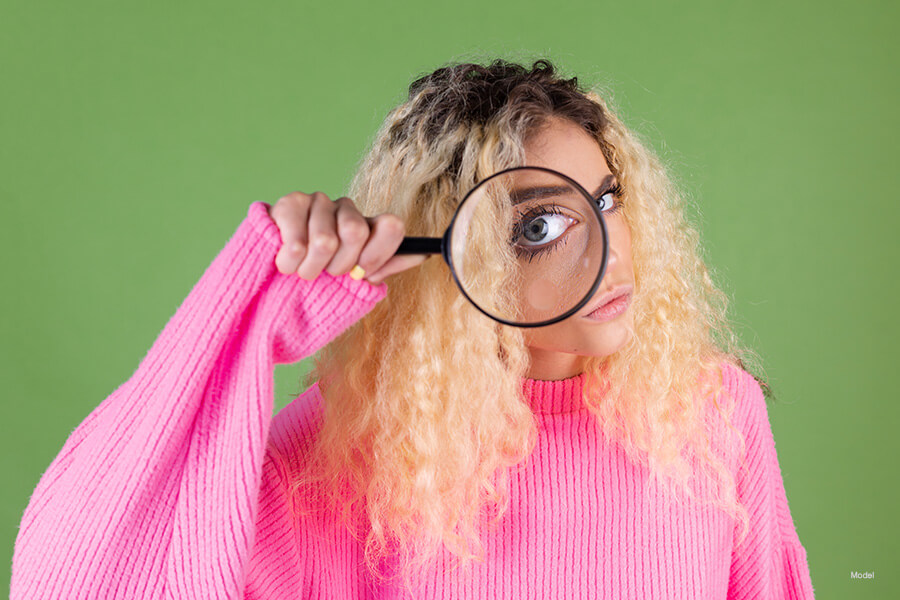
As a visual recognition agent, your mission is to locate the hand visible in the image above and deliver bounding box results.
[267,192,427,285]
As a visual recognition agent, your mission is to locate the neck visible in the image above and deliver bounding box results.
[524,351,588,381]
[520,370,589,415]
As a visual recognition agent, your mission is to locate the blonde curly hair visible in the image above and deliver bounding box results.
[291,57,768,590]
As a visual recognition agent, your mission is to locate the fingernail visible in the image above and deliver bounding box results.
[349,265,366,280]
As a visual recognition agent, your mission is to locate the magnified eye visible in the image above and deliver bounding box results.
[520,213,573,245]
[513,204,576,249]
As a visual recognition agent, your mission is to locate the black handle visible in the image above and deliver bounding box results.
[396,236,442,255]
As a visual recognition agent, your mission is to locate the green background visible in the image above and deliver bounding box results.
[2,0,896,596]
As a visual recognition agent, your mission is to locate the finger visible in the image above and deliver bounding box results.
[324,197,371,277]
[355,213,406,275]
[365,253,428,285]
[296,193,340,280]
[271,195,311,275]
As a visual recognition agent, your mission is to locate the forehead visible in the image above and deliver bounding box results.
[523,117,612,189]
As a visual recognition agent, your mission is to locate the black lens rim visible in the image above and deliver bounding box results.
[444,165,610,328]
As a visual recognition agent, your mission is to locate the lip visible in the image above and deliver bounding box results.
[582,284,634,318]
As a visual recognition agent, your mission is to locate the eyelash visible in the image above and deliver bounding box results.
[512,203,569,263]
[596,183,625,214]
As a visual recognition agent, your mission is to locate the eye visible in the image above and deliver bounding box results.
[515,205,576,248]
[596,183,624,213]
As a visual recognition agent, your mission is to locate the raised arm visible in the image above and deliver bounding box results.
[11,201,387,599]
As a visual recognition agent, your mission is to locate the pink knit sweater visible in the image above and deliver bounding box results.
[11,201,815,599]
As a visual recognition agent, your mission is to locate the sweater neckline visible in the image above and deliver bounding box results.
[521,370,588,415]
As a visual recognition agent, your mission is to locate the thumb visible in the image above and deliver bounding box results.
[365,254,428,285]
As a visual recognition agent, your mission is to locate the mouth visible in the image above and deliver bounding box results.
[582,284,633,321]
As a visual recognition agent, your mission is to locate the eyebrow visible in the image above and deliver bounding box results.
[589,174,617,199]
[509,174,617,205]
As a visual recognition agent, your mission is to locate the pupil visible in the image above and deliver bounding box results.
[524,219,547,242]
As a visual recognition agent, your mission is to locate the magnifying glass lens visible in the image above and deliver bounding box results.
[448,167,608,327]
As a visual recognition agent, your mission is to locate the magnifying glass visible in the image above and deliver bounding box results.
[394,165,610,328]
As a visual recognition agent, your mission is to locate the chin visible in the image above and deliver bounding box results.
[578,322,633,357]
[523,314,634,358]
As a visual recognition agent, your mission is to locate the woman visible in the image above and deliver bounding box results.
[11,58,815,598]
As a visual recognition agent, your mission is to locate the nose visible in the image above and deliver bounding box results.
[607,243,619,266]
[604,232,620,268]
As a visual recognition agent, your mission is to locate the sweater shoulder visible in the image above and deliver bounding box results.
[698,359,770,475]
[717,360,768,434]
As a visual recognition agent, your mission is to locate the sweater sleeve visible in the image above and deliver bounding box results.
[725,365,816,599]
[11,201,388,600]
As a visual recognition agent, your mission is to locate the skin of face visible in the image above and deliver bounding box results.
[520,116,636,380]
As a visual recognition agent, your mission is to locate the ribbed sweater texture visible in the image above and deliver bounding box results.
[11,201,816,599]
